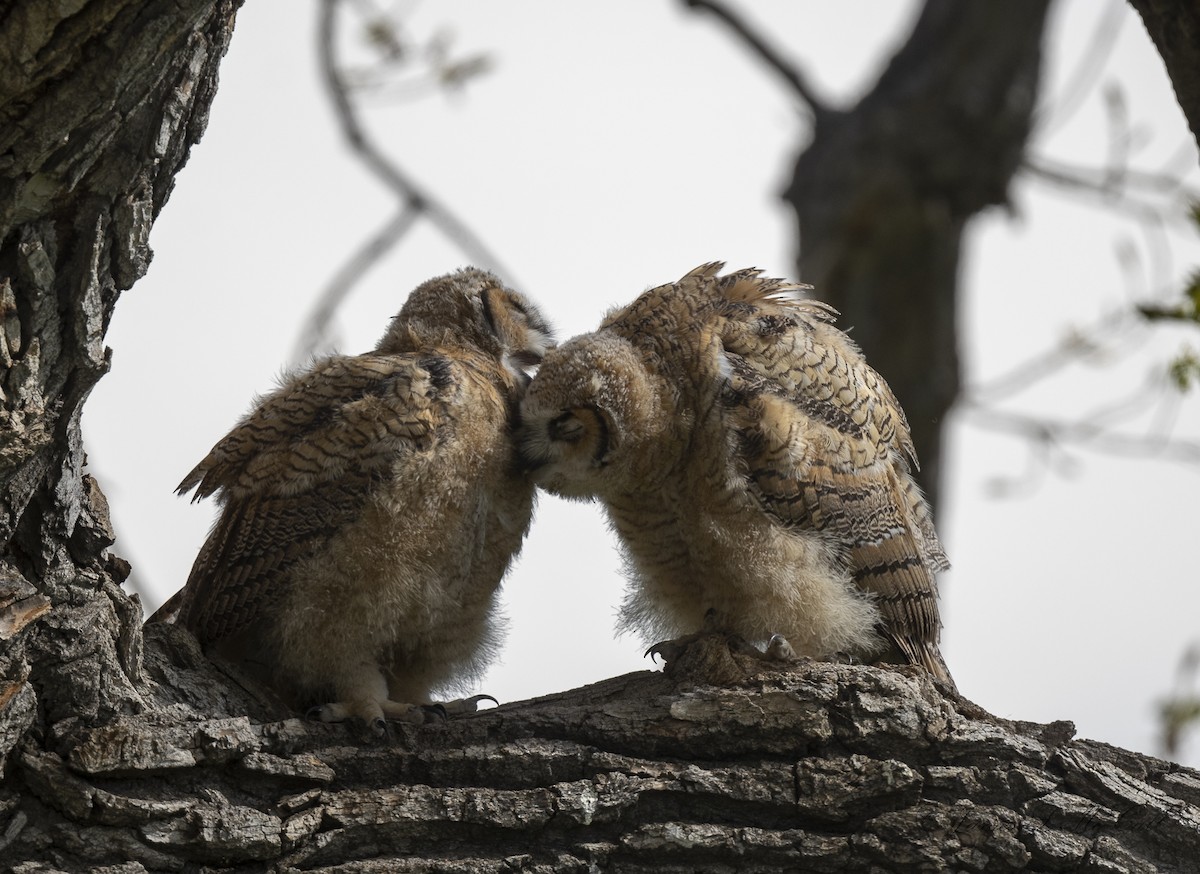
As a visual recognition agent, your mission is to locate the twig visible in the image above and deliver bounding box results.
[1024,156,1184,293]
[959,395,1200,467]
[681,0,833,123]
[292,204,421,362]
[297,0,514,361]
[1034,0,1126,136]
[1024,158,1200,219]
[1028,154,1200,202]
[969,311,1147,403]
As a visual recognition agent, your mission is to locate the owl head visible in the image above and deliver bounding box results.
[378,268,554,381]
[516,332,679,500]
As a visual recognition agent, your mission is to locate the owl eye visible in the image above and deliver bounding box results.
[545,406,611,465]
[548,412,585,443]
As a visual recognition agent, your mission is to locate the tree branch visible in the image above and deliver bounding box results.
[9,627,1200,870]
[1035,0,1126,135]
[960,389,1200,472]
[291,203,421,362]
[968,310,1151,404]
[300,0,514,360]
[681,0,833,123]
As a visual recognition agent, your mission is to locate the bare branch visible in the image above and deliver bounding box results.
[291,204,421,363]
[963,276,1200,494]
[681,0,833,122]
[960,377,1200,475]
[1028,151,1200,201]
[963,405,1200,465]
[297,0,515,361]
[1023,156,1200,219]
[969,312,1150,404]
[1034,0,1126,135]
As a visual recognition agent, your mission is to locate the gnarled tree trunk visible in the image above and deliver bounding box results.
[0,0,241,847]
[788,0,1051,510]
[3,2,1200,872]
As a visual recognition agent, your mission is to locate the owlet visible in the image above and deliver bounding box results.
[516,262,952,686]
[151,268,554,730]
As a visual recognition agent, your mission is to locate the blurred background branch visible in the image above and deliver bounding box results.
[296,0,509,362]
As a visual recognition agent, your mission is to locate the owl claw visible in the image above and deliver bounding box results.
[647,631,797,669]
[306,699,426,728]
[645,641,676,665]
[463,693,499,711]
[421,703,448,722]
[435,694,498,716]
[643,638,691,667]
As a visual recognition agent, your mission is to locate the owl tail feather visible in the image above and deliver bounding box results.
[917,644,957,694]
[907,638,955,691]
[884,632,957,694]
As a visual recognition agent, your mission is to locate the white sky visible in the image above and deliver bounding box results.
[85,1,1200,765]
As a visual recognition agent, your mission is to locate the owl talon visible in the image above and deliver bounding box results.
[421,703,448,722]
[307,699,427,728]
[424,695,498,719]
[646,628,744,666]
[307,702,353,724]
[449,694,498,714]
[645,641,679,665]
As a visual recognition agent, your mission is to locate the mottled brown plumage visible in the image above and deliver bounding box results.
[517,262,952,686]
[151,268,554,728]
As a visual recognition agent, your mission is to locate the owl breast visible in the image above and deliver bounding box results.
[606,469,881,660]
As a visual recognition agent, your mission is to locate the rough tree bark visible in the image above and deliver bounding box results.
[8,629,1200,872]
[4,2,1200,872]
[7,633,1200,869]
[0,0,243,858]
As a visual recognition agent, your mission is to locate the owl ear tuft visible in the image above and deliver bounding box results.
[481,285,554,368]
[480,286,521,349]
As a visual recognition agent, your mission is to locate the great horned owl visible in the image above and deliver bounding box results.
[517,262,952,686]
[151,268,554,730]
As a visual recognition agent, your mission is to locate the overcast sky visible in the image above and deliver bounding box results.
[85,1,1200,765]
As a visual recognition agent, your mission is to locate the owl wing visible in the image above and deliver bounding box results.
[715,289,951,682]
[171,352,460,644]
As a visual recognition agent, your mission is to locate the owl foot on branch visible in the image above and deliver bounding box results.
[308,693,497,735]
